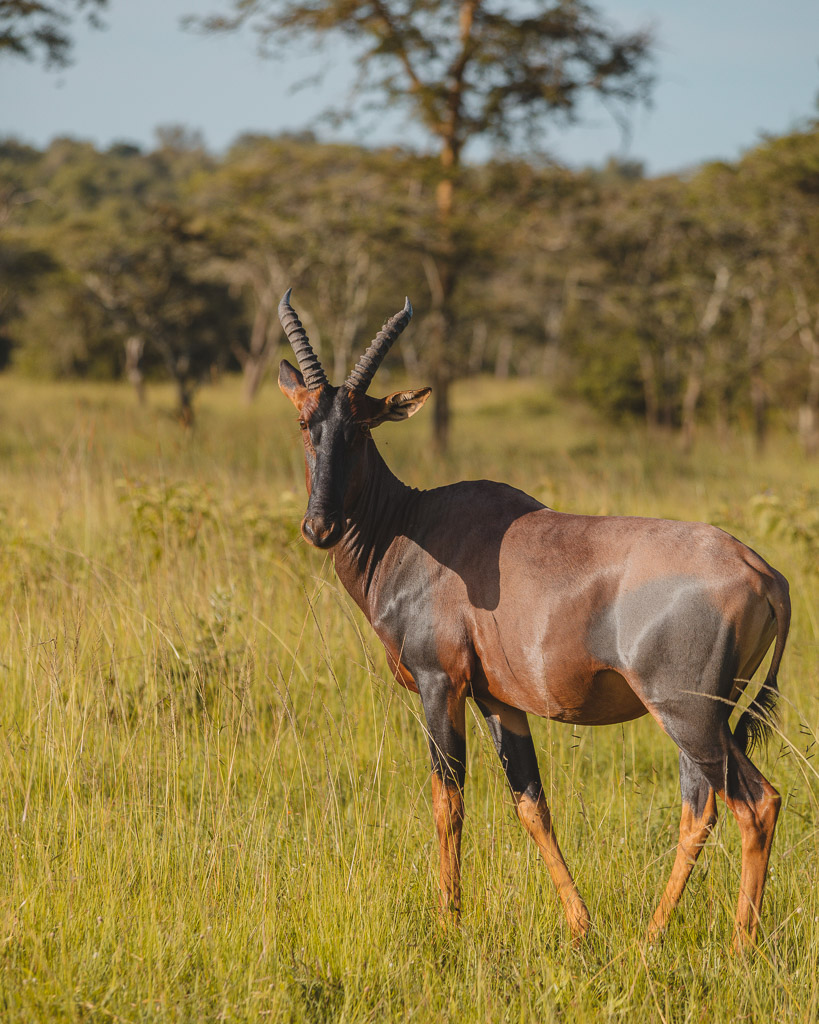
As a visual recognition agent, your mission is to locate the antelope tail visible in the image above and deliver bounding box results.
[734,575,791,756]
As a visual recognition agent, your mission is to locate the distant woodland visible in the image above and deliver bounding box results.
[1,121,818,449]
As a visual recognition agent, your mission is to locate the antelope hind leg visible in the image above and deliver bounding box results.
[648,751,717,940]
[656,725,780,949]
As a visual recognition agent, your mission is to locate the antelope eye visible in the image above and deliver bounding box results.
[360,423,371,436]
[298,420,307,430]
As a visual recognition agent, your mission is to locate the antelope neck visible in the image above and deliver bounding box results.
[333,441,417,609]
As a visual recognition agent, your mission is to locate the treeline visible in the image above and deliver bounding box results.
[1,122,818,448]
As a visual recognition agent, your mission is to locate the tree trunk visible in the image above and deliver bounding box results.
[228,255,303,404]
[680,357,703,454]
[427,120,463,453]
[746,291,768,452]
[424,0,476,451]
[243,351,272,403]
[422,255,455,453]
[124,335,146,405]
[238,286,277,403]
[638,348,659,429]
[330,250,370,382]
[681,266,730,452]
[750,372,767,451]
[429,256,457,451]
[792,283,819,456]
[177,378,194,428]
[797,405,819,456]
[468,319,488,375]
[494,336,512,378]
[432,368,451,452]
[539,300,566,378]
[798,350,819,454]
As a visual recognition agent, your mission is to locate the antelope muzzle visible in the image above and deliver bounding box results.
[301,511,343,549]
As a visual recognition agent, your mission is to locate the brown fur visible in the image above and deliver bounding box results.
[278,345,790,948]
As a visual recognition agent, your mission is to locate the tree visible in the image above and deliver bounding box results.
[0,135,233,395]
[0,0,107,68]
[192,0,653,448]
[0,234,56,371]
[193,134,424,401]
[0,139,59,369]
[731,121,819,453]
[74,203,244,424]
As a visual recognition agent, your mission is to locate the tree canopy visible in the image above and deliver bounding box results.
[190,0,654,448]
[2,120,819,450]
[194,0,652,158]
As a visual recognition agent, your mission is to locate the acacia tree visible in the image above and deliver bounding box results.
[192,0,653,448]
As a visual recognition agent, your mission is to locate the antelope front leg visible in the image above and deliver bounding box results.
[431,772,464,917]
[477,697,590,941]
[418,674,466,918]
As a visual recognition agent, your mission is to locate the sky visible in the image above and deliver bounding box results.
[1,0,817,175]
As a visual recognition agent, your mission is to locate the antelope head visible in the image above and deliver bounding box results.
[277,290,430,548]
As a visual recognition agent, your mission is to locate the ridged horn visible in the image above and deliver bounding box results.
[345,298,413,393]
[278,289,327,390]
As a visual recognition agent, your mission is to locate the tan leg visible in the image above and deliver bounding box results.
[648,791,718,940]
[729,781,781,951]
[515,790,591,940]
[431,773,464,916]
[418,674,467,919]
[476,696,590,941]
[660,741,780,949]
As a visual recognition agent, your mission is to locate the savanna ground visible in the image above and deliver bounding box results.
[0,373,817,1023]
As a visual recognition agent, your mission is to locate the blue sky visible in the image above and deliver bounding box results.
[1,0,817,174]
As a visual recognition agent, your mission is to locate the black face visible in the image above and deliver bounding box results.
[296,385,370,549]
[278,356,431,550]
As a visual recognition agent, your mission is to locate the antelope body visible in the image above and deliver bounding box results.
[277,292,790,948]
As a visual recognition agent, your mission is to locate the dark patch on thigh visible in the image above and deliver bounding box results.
[587,576,738,730]
[587,576,724,672]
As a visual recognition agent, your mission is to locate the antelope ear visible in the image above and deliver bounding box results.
[366,387,431,427]
[278,359,308,409]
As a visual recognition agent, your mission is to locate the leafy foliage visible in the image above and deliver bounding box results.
[0,0,107,68]
[2,119,819,447]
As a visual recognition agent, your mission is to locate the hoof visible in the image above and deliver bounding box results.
[437,900,461,929]
[568,906,591,946]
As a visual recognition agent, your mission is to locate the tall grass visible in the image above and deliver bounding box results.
[0,375,817,1022]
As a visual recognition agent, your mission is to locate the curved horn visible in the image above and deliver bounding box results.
[345,297,413,393]
[278,289,328,390]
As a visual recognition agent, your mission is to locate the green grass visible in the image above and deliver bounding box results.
[0,374,817,1023]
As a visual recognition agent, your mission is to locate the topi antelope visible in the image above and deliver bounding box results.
[277,291,790,949]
